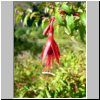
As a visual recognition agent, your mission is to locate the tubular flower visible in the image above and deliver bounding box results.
[41,16,60,72]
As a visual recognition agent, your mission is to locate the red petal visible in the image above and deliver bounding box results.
[42,40,51,63]
[47,46,53,55]
[51,53,54,65]
[53,40,60,57]
[51,40,60,64]
[53,40,60,63]
[49,22,54,33]
[46,55,51,66]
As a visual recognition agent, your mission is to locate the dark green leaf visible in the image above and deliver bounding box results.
[79,24,86,42]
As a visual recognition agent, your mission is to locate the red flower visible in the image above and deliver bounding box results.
[41,16,60,72]
[73,13,80,16]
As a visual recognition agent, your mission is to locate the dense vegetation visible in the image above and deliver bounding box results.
[14,2,86,98]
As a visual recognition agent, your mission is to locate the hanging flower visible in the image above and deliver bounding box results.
[41,16,60,72]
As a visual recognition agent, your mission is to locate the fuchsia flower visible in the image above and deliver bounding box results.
[41,16,60,72]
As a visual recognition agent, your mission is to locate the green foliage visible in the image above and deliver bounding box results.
[55,11,66,26]
[80,12,86,26]
[42,18,49,29]
[14,38,86,98]
[14,2,86,42]
[66,15,75,32]
[61,3,72,13]
[14,1,86,98]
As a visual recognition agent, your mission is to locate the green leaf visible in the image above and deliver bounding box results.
[55,12,65,26]
[24,86,29,90]
[54,24,59,34]
[62,4,71,13]
[23,13,30,26]
[45,89,51,98]
[38,2,46,10]
[26,8,32,13]
[34,16,40,23]
[55,2,60,6]
[30,12,40,19]
[42,18,49,29]
[19,88,26,98]
[16,15,22,24]
[64,27,70,35]
[80,12,86,26]
[79,24,86,42]
[66,15,75,31]
[15,6,24,12]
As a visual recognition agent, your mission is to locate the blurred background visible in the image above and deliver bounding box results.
[14,1,86,98]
